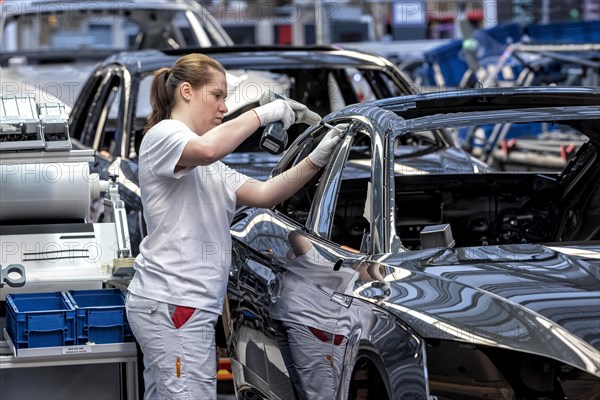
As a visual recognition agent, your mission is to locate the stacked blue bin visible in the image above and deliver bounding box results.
[66,289,132,345]
[6,289,132,348]
[6,292,76,349]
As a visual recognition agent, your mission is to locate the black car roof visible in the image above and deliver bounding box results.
[2,0,208,14]
[105,46,403,74]
[371,86,600,117]
[325,87,600,143]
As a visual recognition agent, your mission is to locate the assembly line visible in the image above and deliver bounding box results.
[1,1,599,400]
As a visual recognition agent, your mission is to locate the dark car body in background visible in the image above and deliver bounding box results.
[0,0,232,107]
[69,45,418,167]
[67,45,428,253]
[226,87,600,399]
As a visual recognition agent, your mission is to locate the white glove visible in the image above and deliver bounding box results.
[253,99,295,130]
[259,91,321,126]
[288,101,322,125]
[308,123,349,168]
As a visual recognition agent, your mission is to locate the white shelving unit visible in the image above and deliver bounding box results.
[1,329,139,399]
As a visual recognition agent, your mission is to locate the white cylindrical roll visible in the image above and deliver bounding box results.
[0,162,92,221]
[89,173,109,200]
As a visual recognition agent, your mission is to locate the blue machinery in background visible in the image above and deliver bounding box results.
[423,21,600,88]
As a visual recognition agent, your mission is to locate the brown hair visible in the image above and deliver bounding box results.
[144,53,226,133]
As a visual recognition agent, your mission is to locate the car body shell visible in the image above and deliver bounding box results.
[68,45,489,182]
[226,87,600,399]
[67,45,441,255]
[66,46,493,256]
[68,45,419,161]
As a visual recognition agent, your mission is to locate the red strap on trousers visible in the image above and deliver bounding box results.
[171,306,196,329]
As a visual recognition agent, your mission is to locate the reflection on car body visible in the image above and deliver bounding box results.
[266,231,402,400]
[227,87,600,399]
[268,231,354,400]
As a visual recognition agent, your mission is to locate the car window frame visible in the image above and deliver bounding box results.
[307,115,402,255]
[92,70,127,159]
[306,120,378,254]
[77,70,118,149]
[92,83,121,153]
[71,64,133,161]
[69,70,106,144]
[187,7,233,47]
[271,120,375,254]
[120,67,135,159]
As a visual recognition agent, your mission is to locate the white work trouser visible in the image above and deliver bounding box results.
[125,292,218,400]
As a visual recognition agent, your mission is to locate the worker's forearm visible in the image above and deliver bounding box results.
[203,111,260,151]
[260,158,321,207]
[181,111,260,166]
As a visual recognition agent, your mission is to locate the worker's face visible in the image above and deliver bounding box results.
[191,69,228,134]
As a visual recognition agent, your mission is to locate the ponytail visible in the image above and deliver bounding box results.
[144,68,176,134]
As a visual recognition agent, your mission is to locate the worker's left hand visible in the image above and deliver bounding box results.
[307,123,349,168]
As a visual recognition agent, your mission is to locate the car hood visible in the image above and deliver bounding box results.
[362,243,600,375]
[1,63,96,107]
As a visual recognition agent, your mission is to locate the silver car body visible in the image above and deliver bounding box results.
[227,87,600,399]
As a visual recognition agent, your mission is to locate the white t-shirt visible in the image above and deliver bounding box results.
[128,119,249,311]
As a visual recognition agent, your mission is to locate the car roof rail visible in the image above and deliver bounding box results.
[161,44,341,57]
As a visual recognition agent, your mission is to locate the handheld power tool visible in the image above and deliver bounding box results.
[258,92,323,155]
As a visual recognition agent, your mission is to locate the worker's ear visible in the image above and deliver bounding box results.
[179,82,192,101]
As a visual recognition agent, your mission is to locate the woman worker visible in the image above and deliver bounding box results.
[124,53,344,400]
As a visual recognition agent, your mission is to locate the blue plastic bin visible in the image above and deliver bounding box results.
[67,289,132,345]
[6,292,76,349]
[485,23,523,44]
[527,21,600,43]
[424,41,467,87]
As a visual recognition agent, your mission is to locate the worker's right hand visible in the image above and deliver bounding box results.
[253,99,295,130]
[288,101,322,126]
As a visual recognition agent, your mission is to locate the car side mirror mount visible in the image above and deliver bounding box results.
[420,224,455,249]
